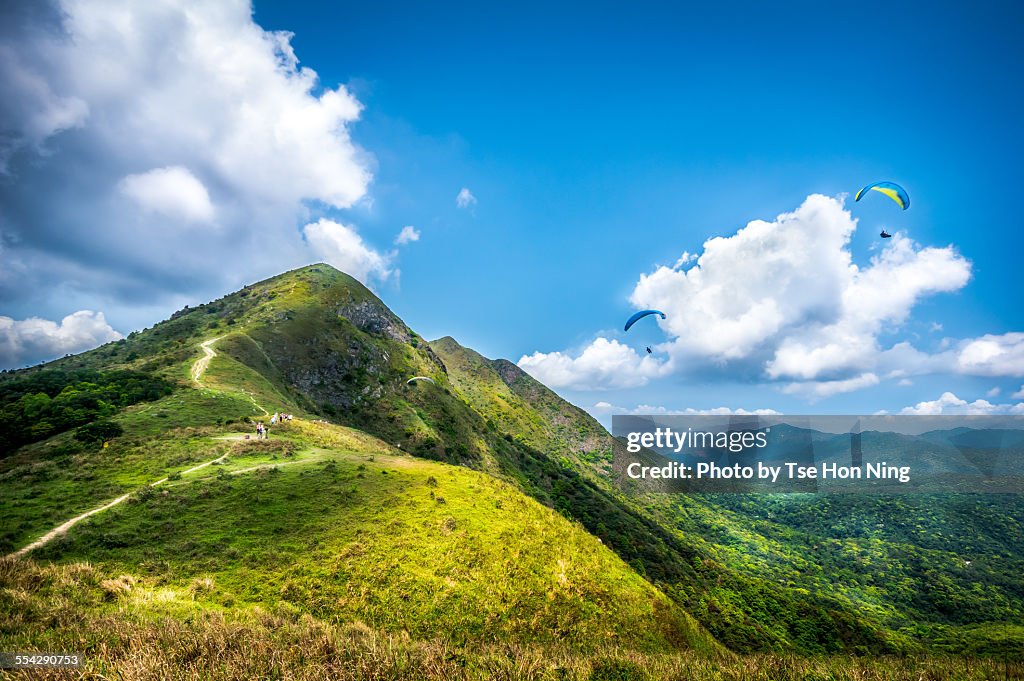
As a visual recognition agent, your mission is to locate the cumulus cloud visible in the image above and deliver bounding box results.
[303,219,393,286]
[394,225,420,245]
[632,195,860,363]
[782,373,880,399]
[899,392,1024,416]
[521,195,977,395]
[673,251,697,269]
[768,235,970,380]
[118,166,215,224]
[456,187,476,209]
[1013,385,1024,400]
[0,310,122,367]
[590,401,780,417]
[0,0,375,321]
[518,338,665,390]
[953,333,1024,377]
[629,195,970,381]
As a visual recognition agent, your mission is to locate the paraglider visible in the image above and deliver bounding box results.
[624,310,666,332]
[406,376,436,386]
[855,181,910,210]
[880,230,892,239]
[645,346,653,354]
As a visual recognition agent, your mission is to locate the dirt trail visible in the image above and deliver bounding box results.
[191,336,222,385]
[9,448,231,559]
[190,335,268,417]
[8,338,239,560]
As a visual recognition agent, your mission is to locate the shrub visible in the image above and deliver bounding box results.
[74,420,124,444]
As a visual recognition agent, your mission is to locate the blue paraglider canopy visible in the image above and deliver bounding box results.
[624,309,666,332]
[854,181,910,210]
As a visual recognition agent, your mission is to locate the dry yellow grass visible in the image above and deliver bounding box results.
[2,558,1021,680]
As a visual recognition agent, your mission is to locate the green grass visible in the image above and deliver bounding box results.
[3,558,1020,680]
[5,263,1024,673]
[29,432,715,654]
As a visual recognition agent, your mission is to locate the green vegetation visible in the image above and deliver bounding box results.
[31,438,713,654]
[3,263,1023,678]
[0,368,172,453]
[658,493,1024,654]
[3,558,1019,680]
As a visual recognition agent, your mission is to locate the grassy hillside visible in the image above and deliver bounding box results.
[24,425,711,653]
[3,263,1024,677]
[431,337,620,473]
[6,560,1021,681]
[429,336,905,655]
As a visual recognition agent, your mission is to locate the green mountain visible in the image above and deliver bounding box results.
[3,263,1023,678]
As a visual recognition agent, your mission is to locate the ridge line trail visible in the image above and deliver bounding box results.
[191,336,222,385]
[191,335,268,416]
[8,338,249,559]
[8,448,232,559]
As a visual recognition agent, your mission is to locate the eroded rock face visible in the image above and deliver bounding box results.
[276,340,384,410]
[491,358,528,387]
[335,298,448,373]
[246,292,448,415]
[336,299,412,344]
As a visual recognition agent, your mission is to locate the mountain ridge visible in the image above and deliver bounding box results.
[4,263,1024,667]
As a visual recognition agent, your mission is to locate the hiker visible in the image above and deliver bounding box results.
[256,421,264,439]
[270,412,278,426]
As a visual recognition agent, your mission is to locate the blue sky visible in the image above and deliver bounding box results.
[2,0,1023,420]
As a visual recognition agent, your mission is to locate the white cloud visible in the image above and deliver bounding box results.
[771,239,969,380]
[118,166,215,223]
[456,187,476,209]
[303,219,393,286]
[899,391,1024,416]
[522,195,977,394]
[1013,385,1024,400]
[0,0,374,317]
[394,225,420,245]
[628,195,971,381]
[518,337,664,390]
[632,194,860,363]
[954,333,1024,377]
[782,373,880,399]
[987,387,1001,398]
[0,310,122,367]
[673,251,696,269]
[589,401,780,417]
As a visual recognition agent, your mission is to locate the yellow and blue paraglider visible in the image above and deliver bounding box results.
[624,310,666,332]
[854,181,910,210]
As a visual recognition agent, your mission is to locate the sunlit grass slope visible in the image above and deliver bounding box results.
[19,417,715,655]
[4,559,1019,679]
[5,263,1024,665]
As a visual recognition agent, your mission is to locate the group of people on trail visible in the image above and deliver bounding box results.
[253,412,294,440]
